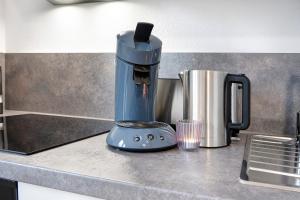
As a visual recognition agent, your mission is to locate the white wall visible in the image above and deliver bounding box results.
[4,0,300,53]
[19,182,103,200]
[0,0,5,52]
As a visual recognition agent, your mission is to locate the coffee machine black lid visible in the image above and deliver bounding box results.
[116,22,162,66]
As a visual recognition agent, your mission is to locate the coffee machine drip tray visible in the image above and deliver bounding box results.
[106,121,177,152]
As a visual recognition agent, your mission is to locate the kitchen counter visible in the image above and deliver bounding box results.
[0,111,299,200]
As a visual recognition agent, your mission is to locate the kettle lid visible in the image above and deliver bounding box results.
[116,22,162,65]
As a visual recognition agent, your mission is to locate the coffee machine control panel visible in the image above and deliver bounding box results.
[134,134,165,142]
[106,124,177,152]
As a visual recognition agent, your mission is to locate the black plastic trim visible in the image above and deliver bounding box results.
[225,74,251,145]
[0,178,18,200]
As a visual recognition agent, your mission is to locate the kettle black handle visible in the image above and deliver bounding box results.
[297,112,300,141]
[226,74,251,131]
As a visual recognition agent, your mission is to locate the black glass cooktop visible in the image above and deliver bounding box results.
[0,114,114,155]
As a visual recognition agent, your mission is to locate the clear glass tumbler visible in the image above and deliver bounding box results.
[176,120,202,150]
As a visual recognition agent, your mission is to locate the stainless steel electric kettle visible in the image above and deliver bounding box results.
[179,70,251,147]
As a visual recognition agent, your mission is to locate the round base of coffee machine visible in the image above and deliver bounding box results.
[106,121,177,152]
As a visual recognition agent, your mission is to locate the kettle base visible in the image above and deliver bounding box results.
[199,144,229,148]
[106,122,177,152]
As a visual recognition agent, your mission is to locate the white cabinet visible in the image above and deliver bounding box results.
[18,182,103,200]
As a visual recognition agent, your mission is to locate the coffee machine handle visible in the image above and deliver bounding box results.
[225,74,251,130]
[134,22,154,42]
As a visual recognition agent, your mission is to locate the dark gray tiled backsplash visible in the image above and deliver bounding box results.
[5,53,300,135]
[5,53,115,119]
[0,53,4,108]
[0,53,4,69]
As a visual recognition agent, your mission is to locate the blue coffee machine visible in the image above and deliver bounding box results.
[106,22,177,152]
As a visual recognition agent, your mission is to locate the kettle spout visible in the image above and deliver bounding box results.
[178,71,184,84]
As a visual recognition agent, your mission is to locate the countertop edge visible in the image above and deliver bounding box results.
[0,159,221,200]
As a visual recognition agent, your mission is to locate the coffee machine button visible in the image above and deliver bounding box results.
[134,136,141,142]
[147,134,154,141]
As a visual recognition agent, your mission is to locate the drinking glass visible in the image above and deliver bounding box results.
[176,120,202,150]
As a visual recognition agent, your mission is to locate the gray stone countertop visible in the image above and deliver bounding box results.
[0,110,299,200]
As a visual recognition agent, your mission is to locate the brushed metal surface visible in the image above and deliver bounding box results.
[180,70,229,147]
[240,134,300,192]
[231,83,238,123]
[155,78,183,125]
[155,78,240,129]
